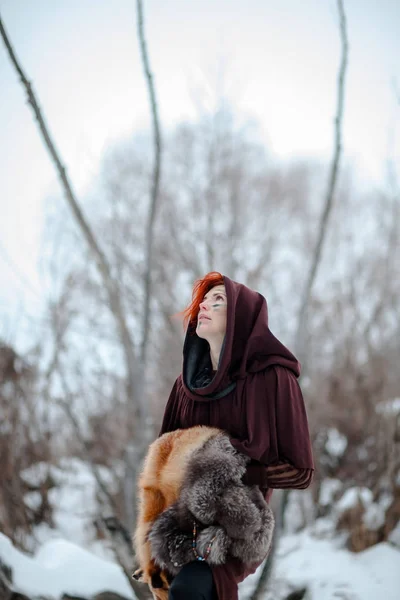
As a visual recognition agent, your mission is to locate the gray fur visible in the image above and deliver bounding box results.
[148,505,229,575]
[149,432,274,573]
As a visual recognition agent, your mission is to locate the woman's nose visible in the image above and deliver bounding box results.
[199,300,209,311]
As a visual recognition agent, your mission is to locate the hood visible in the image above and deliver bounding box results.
[182,275,300,402]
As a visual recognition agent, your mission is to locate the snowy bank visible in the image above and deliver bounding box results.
[0,533,134,600]
[240,528,400,600]
[1,524,400,600]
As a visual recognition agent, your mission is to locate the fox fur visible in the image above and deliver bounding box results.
[133,426,221,599]
[133,426,274,600]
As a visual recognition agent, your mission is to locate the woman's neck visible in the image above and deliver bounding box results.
[208,338,224,370]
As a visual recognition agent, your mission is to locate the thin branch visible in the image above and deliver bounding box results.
[251,4,349,597]
[248,527,278,600]
[58,393,119,514]
[56,389,151,600]
[40,301,119,517]
[248,486,287,600]
[295,0,349,366]
[39,295,149,598]
[0,14,139,415]
[136,0,162,367]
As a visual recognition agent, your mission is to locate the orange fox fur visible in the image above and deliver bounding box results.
[133,425,222,600]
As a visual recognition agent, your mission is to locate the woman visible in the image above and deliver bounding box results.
[159,272,314,600]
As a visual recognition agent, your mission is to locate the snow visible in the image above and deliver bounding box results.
[2,457,399,600]
[240,529,400,600]
[2,522,400,600]
[24,491,42,511]
[376,397,400,415]
[0,534,134,600]
[325,428,348,457]
[333,486,389,532]
[21,458,117,554]
[363,502,386,531]
[319,478,342,507]
[20,461,55,487]
[278,533,400,600]
[336,487,373,513]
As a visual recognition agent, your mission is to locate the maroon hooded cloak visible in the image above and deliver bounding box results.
[159,275,314,600]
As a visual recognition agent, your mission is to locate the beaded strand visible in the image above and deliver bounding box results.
[192,521,216,561]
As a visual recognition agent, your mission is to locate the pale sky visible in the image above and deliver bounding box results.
[0,0,399,347]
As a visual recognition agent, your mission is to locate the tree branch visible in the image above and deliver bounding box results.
[251,4,349,597]
[136,0,163,367]
[0,14,140,416]
[39,312,149,597]
[248,485,288,600]
[295,0,349,366]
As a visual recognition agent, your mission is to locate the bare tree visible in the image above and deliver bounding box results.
[136,0,163,369]
[295,0,349,368]
[0,6,161,594]
[0,343,44,548]
[250,2,349,598]
[0,14,140,423]
[89,108,319,407]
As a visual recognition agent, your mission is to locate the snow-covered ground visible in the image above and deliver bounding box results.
[21,457,118,556]
[0,533,134,600]
[2,526,399,600]
[241,531,400,600]
[1,458,398,599]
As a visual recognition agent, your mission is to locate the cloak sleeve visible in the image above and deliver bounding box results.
[158,376,182,436]
[229,365,314,489]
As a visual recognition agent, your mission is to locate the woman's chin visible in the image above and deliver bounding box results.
[196,324,210,339]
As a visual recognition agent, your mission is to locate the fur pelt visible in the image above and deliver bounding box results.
[133,426,274,600]
[133,426,221,599]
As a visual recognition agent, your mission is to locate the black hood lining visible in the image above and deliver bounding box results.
[182,330,236,400]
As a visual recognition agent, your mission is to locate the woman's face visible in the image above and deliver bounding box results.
[196,284,227,341]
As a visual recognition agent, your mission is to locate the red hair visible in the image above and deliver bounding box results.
[182,271,224,330]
